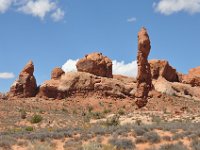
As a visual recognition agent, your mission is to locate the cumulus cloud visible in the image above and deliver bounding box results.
[112,60,137,77]
[127,17,137,23]
[0,0,64,21]
[154,0,200,15]
[18,0,56,19]
[62,59,79,73]
[0,72,15,79]
[62,59,138,77]
[51,8,64,21]
[0,0,12,13]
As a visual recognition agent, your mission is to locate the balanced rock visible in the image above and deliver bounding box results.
[149,60,178,82]
[9,61,37,98]
[181,66,200,86]
[135,27,152,108]
[51,67,65,79]
[76,52,113,78]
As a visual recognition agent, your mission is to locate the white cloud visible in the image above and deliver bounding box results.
[62,59,79,73]
[0,72,15,79]
[154,0,200,15]
[112,60,137,77]
[127,17,136,23]
[51,8,64,21]
[0,0,12,13]
[62,59,138,77]
[0,0,65,21]
[18,0,56,19]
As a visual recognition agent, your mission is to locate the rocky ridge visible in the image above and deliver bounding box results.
[5,27,200,108]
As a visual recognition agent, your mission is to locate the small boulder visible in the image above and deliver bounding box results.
[51,67,65,79]
[76,52,113,78]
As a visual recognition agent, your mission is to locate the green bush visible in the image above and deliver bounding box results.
[25,126,34,132]
[105,115,120,126]
[30,114,43,124]
[118,109,125,115]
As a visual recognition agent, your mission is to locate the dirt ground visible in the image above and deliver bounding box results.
[1,93,200,150]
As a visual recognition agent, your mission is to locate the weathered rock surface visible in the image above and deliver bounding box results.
[135,27,152,108]
[149,60,178,82]
[153,78,200,100]
[38,72,136,99]
[180,67,200,86]
[76,52,113,78]
[51,67,65,80]
[9,61,37,98]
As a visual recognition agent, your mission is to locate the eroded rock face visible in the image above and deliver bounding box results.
[38,72,136,99]
[135,27,152,108]
[76,52,113,78]
[181,66,200,86]
[9,61,37,98]
[51,67,65,80]
[149,60,178,82]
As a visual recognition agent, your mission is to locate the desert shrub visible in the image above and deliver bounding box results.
[101,144,117,150]
[135,119,142,126]
[82,142,102,150]
[49,132,65,139]
[28,141,55,150]
[0,136,17,150]
[20,109,27,119]
[143,131,161,143]
[105,115,120,126]
[162,136,171,141]
[159,142,188,150]
[87,105,94,113]
[26,133,47,141]
[190,139,200,150]
[17,140,28,147]
[135,136,148,144]
[99,102,104,107]
[109,138,135,150]
[88,125,111,135]
[133,126,149,136]
[25,126,34,132]
[63,140,82,150]
[151,115,162,124]
[91,112,105,119]
[30,114,43,124]
[103,108,111,114]
[118,109,125,115]
[145,147,157,150]
[63,130,73,138]
[172,132,187,140]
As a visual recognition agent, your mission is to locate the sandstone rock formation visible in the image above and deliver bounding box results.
[38,72,136,99]
[51,67,65,80]
[9,61,37,98]
[135,27,152,108]
[153,78,200,100]
[76,52,113,78]
[149,60,178,82]
[180,66,200,86]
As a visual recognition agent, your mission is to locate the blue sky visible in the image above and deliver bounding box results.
[0,0,200,92]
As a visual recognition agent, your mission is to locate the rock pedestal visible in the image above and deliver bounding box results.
[135,28,152,108]
[9,61,37,98]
